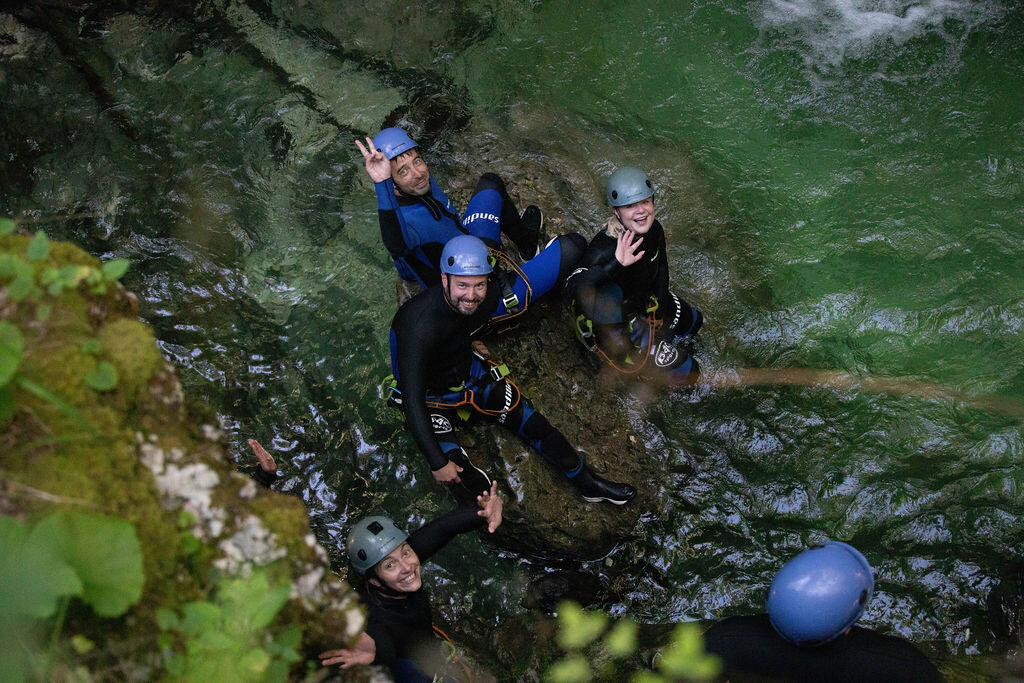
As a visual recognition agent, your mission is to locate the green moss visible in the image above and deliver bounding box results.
[3,236,357,678]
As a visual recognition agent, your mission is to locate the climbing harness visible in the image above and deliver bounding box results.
[487,247,532,324]
[380,360,522,418]
[573,296,660,375]
[433,625,473,683]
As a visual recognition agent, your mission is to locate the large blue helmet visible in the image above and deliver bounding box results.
[346,515,409,575]
[606,166,654,207]
[373,127,418,160]
[441,235,492,276]
[766,541,874,646]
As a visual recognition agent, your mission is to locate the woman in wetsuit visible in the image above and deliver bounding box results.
[565,166,703,383]
[318,484,502,682]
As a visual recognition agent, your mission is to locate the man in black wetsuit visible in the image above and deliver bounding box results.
[388,234,636,504]
[702,542,943,682]
[565,166,703,383]
[319,484,503,680]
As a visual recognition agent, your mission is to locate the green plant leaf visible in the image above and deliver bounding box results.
[546,654,592,683]
[604,618,639,658]
[101,259,130,281]
[0,218,15,236]
[35,303,52,322]
[0,253,17,276]
[47,280,64,296]
[555,601,607,651]
[70,634,95,654]
[38,511,145,617]
[239,647,271,674]
[85,361,119,391]
[658,623,721,680]
[80,339,103,355]
[0,322,23,387]
[156,607,180,631]
[61,264,92,286]
[8,273,34,301]
[26,230,49,261]
[220,572,291,631]
[0,516,83,618]
[181,601,221,637]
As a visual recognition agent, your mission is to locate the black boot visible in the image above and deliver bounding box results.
[572,465,636,505]
[449,447,492,497]
[515,205,543,261]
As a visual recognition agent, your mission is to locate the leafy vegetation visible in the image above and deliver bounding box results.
[0,511,145,681]
[157,571,301,682]
[547,601,721,682]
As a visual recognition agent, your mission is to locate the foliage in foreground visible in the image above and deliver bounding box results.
[546,601,721,682]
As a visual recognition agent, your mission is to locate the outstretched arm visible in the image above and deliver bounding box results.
[319,632,376,669]
[247,439,278,487]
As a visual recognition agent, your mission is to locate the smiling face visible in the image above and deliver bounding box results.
[369,541,422,593]
[613,196,656,234]
[390,149,431,196]
[442,273,488,316]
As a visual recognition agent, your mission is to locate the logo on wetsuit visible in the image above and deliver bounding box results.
[463,211,500,225]
[654,340,679,368]
[496,381,514,425]
[431,414,453,433]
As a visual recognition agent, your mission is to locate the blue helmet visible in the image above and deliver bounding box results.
[373,127,418,160]
[606,166,654,207]
[346,516,409,575]
[441,235,492,276]
[766,541,874,646]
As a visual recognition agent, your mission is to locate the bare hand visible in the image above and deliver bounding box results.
[471,340,490,358]
[355,137,391,183]
[248,439,277,474]
[477,480,503,533]
[614,229,645,267]
[433,460,463,484]
[320,633,375,669]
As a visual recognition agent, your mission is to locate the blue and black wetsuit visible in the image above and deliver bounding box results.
[375,172,584,319]
[564,219,702,379]
[388,283,584,496]
[364,507,486,682]
[702,615,943,682]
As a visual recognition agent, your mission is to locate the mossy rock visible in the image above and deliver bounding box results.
[1,235,363,677]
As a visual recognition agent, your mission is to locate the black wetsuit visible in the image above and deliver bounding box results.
[565,220,701,376]
[364,507,485,680]
[567,220,696,332]
[389,283,584,495]
[702,614,944,683]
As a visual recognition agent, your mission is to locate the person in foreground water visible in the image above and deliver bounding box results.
[702,541,943,682]
[318,484,502,682]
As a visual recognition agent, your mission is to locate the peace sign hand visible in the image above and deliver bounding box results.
[355,137,391,183]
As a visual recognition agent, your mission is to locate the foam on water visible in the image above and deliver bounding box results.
[755,0,1006,70]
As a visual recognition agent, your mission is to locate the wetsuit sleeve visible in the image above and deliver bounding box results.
[564,234,622,321]
[406,507,486,563]
[394,321,451,471]
[365,616,397,667]
[651,225,679,323]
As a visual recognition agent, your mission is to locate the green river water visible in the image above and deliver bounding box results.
[2,0,1023,669]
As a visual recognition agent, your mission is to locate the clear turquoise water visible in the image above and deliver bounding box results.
[2,0,1022,662]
